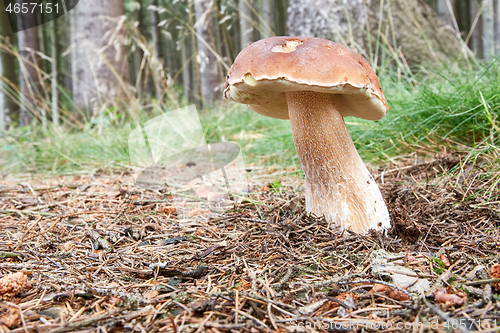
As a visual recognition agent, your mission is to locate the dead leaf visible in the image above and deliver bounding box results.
[160,205,177,215]
[143,290,159,300]
[195,228,206,236]
[440,254,450,268]
[195,185,212,199]
[490,264,500,291]
[371,284,409,301]
[433,286,467,307]
[59,241,75,252]
[0,308,21,328]
[334,292,358,304]
[104,296,122,309]
[188,298,213,312]
[403,253,416,265]
[317,292,358,315]
[260,184,270,192]
[236,279,252,291]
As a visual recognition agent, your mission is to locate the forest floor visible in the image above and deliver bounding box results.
[0,152,499,332]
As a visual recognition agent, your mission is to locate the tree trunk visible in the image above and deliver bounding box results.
[38,11,50,75]
[239,0,253,48]
[71,0,129,113]
[0,1,18,130]
[132,50,142,97]
[62,13,73,95]
[17,11,41,127]
[287,0,464,66]
[165,38,174,82]
[454,0,471,35]
[274,0,287,36]
[188,0,201,108]
[481,0,494,59]
[495,0,500,55]
[159,0,175,82]
[193,0,220,107]
[468,0,483,58]
[0,56,5,131]
[435,0,499,59]
[149,0,163,101]
[133,1,146,97]
[150,0,162,61]
[261,0,272,38]
[181,37,193,103]
[51,18,60,125]
[436,0,458,29]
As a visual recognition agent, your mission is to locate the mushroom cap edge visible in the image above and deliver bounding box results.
[224,36,388,121]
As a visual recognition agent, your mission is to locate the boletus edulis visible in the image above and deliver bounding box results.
[224,36,390,234]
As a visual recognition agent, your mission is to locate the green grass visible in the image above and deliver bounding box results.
[349,60,500,165]
[1,60,499,178]
[0,123,133,175]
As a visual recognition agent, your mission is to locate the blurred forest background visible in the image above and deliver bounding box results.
[0,0,500,174]
[0,0,499,128]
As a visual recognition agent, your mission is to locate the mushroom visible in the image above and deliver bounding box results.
[224,36,390,234]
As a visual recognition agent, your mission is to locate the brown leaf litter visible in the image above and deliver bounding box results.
[0,152,499,332]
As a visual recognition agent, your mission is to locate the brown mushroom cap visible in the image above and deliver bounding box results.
[224,36,388,120]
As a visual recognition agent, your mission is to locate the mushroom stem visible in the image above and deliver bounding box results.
[286,91,390,233]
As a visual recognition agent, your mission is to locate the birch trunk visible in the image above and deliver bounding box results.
[239,0,253,48]
[194,0,220,107]
[51,19,60,125]
[71,0,129,111]
[481,0,494,59]
[261,0,272,38]
[436,0,458,29]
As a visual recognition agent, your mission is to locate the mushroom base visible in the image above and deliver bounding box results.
[286,91,391,234]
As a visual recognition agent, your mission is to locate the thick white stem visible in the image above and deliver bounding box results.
[286,91,390,233]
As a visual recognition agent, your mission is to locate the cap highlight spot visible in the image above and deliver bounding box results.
[272,39,303,53]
